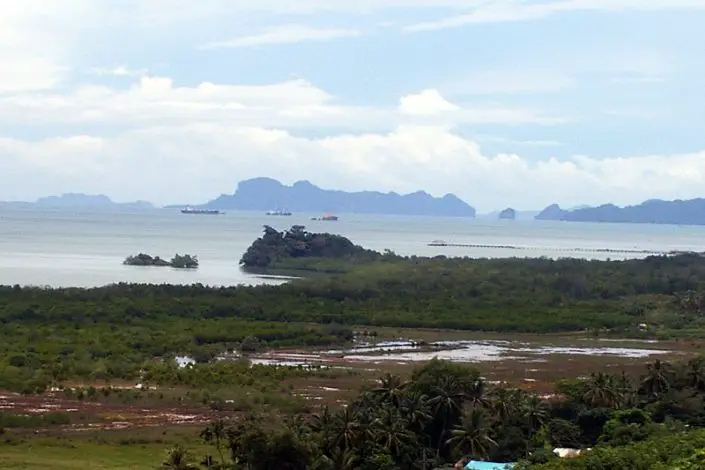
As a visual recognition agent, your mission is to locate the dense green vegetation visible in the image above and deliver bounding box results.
[124,253,200,269]
[4,227,705,467]
[171,356,705,469]
[4,241,705,392]
[240,225,390,273]
[0,283,355,392]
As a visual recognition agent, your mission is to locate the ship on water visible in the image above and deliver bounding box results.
[181,206,223,215]
[311,213,339,221]
[266,209,292,216]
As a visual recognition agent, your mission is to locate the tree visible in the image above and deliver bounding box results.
[159,445,198,470]
[582,373,621,408]
[200,420,227,466]
[446,407,497,460]
[372,373,408,408]
[640,360,672,399]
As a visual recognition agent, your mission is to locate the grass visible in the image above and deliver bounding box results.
[0,429,208,470]
[0,442,163,469]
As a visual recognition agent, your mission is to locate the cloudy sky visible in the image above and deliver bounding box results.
[1,0,704,211]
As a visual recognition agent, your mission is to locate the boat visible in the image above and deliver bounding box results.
[181,206,223,215]
[266,209,292,216]
[311,213,339,221]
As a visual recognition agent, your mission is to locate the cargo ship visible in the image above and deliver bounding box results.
[181,206,223,215]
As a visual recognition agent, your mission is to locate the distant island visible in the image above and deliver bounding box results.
[124,253,199,269]
[240,225,394,274]
[535,198,705,225]
[498,208,517,220]
[0,193,153,210]
[180,177,476,217]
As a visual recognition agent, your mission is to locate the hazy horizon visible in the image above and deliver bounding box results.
[0,179,666,214]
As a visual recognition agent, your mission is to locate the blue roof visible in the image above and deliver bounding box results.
[464,461,515,470]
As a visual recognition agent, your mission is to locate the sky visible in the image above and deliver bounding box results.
[1,0,704,211]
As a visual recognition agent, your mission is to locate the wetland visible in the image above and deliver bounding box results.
[2,225,705,468]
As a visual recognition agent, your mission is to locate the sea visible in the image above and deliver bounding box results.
[2,207,705,288]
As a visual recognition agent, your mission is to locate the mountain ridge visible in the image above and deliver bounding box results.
[535,198,705,225]
[0,193,154,210]
[197,177,477,217]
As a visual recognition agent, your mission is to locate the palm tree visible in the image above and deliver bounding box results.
[373,408,416,457]
[616,370,637,408]
[582,372,621,408]
[464,378,490,409]
[685,357,705,391]
[523,395,548,434]
[401,391,432,434]
[641,359,671,399]
[429,376,466,451]
[313,447,358,470]
[372,373,408,408]
[159,444,198,470]
[488,388,518,422]
[310,406,334,433]
[446,407,497,460]
[331,407,362,451]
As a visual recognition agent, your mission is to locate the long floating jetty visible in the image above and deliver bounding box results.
[426,241,699,256]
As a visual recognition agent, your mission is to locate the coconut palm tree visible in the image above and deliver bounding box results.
[641,359,671,399]
[489,388,518,422]
[464,377,490,410]
[373,407,416,458]
[372,373,408,407]
[331,407,362,451]
[685,357,705,391]
[401,391,432,434]
[523,395,549,434]
[312,447,359,470]
[429,375,466,451]
[583,372,621,408]
[446,407,497,460]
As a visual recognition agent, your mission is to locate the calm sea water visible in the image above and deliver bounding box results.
[2,207,705,288]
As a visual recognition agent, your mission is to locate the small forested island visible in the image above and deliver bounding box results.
[3,227,705,468]
[123,252,199,269]
[240,224,394,274]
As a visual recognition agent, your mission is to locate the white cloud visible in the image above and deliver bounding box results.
[399,89,460,115]
[2,124,704,211]
[200,25,362,49]
[405,0,705,32]
[89,66,148,77]
[0,77,561,128]
[0,1,86,92]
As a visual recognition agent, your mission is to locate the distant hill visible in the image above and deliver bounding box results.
[1,193,154,210]
[535,198,705,225]
[196,178,476,217]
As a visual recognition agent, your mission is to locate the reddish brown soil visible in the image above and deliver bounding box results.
[2,333,701,434]
[0,391,217,433]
